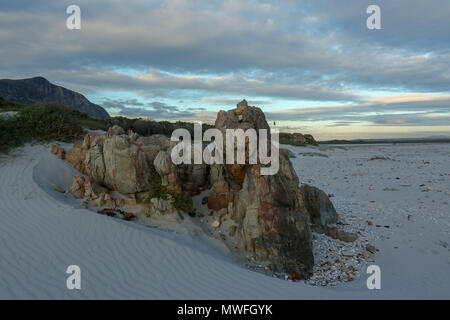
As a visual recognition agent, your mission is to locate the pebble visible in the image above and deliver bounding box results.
[211,220,220,228]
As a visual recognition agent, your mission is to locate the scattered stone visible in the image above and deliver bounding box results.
[211,220,220,228]
[360,251,371,260]
[439,241,448,249]
[342,250,357,257]
[369,156,390,161]
[52,186,65,193]
[365,245,376,254]
[337,231,358,243]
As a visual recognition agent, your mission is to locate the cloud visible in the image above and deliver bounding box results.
[266,94,450,126]
[1,0,450,137]
[102,98,199,119]
[2,0,450,97]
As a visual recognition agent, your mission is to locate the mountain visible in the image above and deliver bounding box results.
[0,77,109,120]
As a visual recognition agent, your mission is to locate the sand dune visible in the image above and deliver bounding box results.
[0,143,448,299]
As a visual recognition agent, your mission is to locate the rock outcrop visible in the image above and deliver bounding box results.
[63,126,206,217]
[279,132,317,146]
[57,99,345,278]
[74,127,171,194]
[206,101,314,275]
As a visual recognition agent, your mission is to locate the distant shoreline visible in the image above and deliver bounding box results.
[318,138,450,145]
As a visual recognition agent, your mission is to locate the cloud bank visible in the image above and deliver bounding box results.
[1,0,449,138]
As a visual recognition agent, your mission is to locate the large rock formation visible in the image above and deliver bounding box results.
[0,77,110,120]
[59,99,343,278]
[208,100,314,275]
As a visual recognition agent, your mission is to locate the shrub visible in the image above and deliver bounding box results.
[17,104,85,142]
[0,96,21,111]
[0,115,27,153]
[173,192,194,214]
[0,103,88,153]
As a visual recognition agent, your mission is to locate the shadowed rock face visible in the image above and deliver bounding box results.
[209,100,314,276]
[0,77,110,120]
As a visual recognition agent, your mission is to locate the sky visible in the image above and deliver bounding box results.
[1,0,450,140]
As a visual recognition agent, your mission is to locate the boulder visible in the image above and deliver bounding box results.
[337,231,358,243]
[67,126,172,195]
[100,126,153,193]
[299,184,338,232]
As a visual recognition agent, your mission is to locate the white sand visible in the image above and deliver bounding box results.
[0,143,448,299]
[0,111,18,118]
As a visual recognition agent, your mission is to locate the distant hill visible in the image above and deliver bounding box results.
[0,77,109,120]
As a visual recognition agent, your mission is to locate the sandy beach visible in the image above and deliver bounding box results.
[0,142,448,299]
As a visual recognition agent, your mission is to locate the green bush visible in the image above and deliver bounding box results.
[0,103,88,153]
[0,115,28,153]
[17,104,85,142]
[0,96,21,111]
[173,192,194,214]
